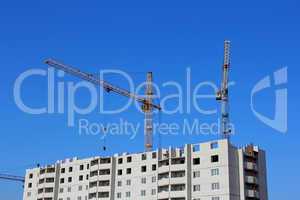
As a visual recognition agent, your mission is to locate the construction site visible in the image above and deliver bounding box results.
[2,1,298,200]
[0,41,268,200]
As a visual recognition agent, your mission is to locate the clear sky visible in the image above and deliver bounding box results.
[0,0,299,199]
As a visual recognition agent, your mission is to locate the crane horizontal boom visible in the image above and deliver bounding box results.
[0,174,25,183]
[44,59,161,110]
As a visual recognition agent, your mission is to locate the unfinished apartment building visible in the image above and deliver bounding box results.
[23,139,268,200]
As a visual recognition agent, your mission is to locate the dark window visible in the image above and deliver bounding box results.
[69,167,73,172]
[152,164,157,171]
[193,145,200,152]
[45,187,53,193]
[211,155,219,163]
[68,177,72,183]
[61,168,65,173]
[91,159,99,166]
[100,158,111,164]
[28,183,32,188]
[118,158,123,164]
[40,169,46,174]
[193,158,200,165]
[127,156,132,163]
[60,178,64,184]
[99,169,110,175]
[210,142,219,149]
[142,154,147,160]
[87,164,90,169]
[126,168,132,174]
[152,152,157,159]
[46,178,54,183]
[86,174,89,180]
[99,180,110,186]
[46,167,55,173]
[79,175,83,181]
[90,170,98,177]
[89,193,97,199]
[171,158,185,165]
[80,165,84,170]
[118,169,122,175]
[98,192,109,198]
[141,166,147,172]
[29,174,33,179]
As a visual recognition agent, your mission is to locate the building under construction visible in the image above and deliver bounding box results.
[23,139,268,200]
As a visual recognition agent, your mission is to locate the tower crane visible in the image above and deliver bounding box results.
[45,59,161,151]
[216,40,231,139]
[0,173,25,183]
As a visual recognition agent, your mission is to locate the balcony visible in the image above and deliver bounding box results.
[90,159,99,171]
[98,174,111,180]
[170,184,186,198]
[89,175,99,182]
[88,187,97,194]
[245,176,258,184]
[99,169,110,176]
[89,181,98,189]
[169,190,186,199]
[90,165,99,171]
[158,178,170,186]
[244,145,258,159]
[99,180,110,187]
[46,167,55,173]
[244,151,257,159]
[98,191,110,199]
[42,182,55,189]
[89,170,99,181]
[158,172,169,185]
[160,150,170,160]
[88,192,97,200]
[98,180,110,191]
[170,171,186,184]
[158,165,170,173]
[100,158,111,164]
[170,164,186,171]
[244,162,258,171]
[158,191,169,199]
[171,157,185,164]
[170,177,186,185]
[245,189,259,198]
[158,186,169,199]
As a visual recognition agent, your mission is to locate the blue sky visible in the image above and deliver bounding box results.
[0,0,299,199]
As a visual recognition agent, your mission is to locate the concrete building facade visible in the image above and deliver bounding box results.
[23,139,268,200]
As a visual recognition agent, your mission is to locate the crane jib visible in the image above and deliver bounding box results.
[44,59,161,110]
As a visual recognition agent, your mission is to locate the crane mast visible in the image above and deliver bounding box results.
[143,72,153,151]
[45,59,161,151]
[216,40,231,139]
